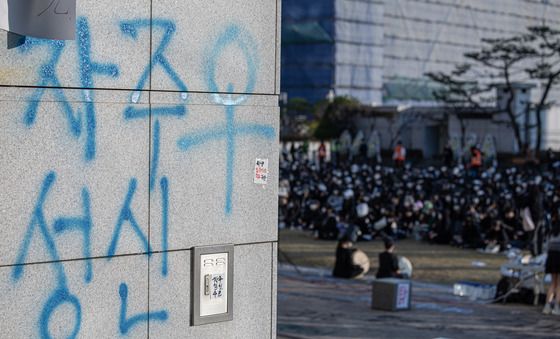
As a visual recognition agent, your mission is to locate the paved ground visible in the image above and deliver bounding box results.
[277,265,560,339]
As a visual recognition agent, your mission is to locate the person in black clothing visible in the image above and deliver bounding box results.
[443,142,454,168]
[318,140,327,166]
[546,148,556,172]
[359,140,368,164]
[528,183,545,255]
[376,237,402,279]
[502,205,525,249]
[543,207,560,314]
[332,235,364,279]
[318,209,339,240]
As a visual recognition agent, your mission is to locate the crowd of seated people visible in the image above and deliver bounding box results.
[279,143,560,256]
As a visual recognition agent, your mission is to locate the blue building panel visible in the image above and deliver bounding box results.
[282,0,334,22]
[282,44,334,65]
[281,0,382,104]
[281,64,334,88]
[281,0,335,104]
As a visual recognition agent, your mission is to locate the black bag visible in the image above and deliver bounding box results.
[494,277,515,303]
[495,277,541,305]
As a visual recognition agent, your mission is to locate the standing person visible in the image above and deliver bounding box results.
[546,148,556,172]
[528,183,545,255]
[302,140,310,160]
[339,130,352,163]
[281,143,289,162]
[543,209,560,315]
[393,141,406,168]
[359,139,368,164]
[330,139,339,164]
[524,143,538,175]
[367,130,382,166]
[470,146,482,176]
[443,142,454,168]
[290,142,297,161]
[318,140,327,166]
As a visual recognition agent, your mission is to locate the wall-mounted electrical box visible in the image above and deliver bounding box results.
[192,244,234,326]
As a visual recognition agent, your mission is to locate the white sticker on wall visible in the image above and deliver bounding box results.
[253,158,269,185]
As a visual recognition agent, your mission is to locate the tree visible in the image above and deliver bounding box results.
[426,63,491,148]
[426,25,560,154]
[280,97,313,139]
[464,35,536,152]
[313,96,360,140]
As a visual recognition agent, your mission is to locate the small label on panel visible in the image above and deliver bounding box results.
[254,158,269,185]
[396,283,410,309]
[200,253,228,317]
[211,274,225,299]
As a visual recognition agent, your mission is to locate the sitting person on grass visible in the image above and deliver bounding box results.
[376,237,403,279]
[332,235,367,279]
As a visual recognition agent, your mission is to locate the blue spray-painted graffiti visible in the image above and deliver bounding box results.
[177,101,275,215]
[20,39,80,138]
[13,173,66,283]
[12,172,171,338]
[205,25,258,96]
[20,17,119,162]
[151,120,162,191]
[53,188,94,283]
[12,172,83,339]
[118,19,189,279]
[121,18,188,192]
[121,18,188,118]
[76,17,120,161]
[119,283,168,335]
[118,18,189,278]
[10,16,273,337]
[40,288,82,339]
[160,177,170,277]
[106,178,151,258]
[177,24,275,215]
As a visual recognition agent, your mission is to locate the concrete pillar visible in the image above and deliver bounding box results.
[0,1,280,338]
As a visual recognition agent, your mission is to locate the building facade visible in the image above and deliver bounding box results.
[282,0,560,150]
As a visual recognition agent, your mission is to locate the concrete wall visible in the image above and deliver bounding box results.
[0,1,280,338]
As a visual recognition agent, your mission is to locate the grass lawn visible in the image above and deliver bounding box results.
[278,229,510,285]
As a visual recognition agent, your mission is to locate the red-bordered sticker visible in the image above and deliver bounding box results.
[253,158,269,185]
